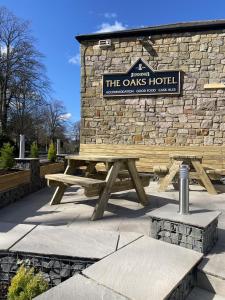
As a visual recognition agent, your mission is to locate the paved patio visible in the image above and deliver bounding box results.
[0,181,225,299]
[0,182,225,239]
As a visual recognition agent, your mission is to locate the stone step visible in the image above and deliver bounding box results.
[83,236,203,300]
[186,287,225,300]
[34,274,128,300]
[9,225,120,260]
[197,244,225,296]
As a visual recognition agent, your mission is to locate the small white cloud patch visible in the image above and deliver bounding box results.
[59,113,72,120]
[104,12,117,19]
[96,21,127,33]
[68,53,80,65]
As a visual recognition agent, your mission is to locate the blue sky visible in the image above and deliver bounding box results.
[0,0,225,122]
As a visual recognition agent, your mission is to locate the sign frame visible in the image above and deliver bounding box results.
[102,58,181,97]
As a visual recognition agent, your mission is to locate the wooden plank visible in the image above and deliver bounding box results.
[158,160,183,192]
[206,169,225,175]
[91,161,122,221]
[40,163,64,177]
[66,155,139,162]
[45,174,105,188]
[204,83,225,89]
[126,159,148,206]
[191,160,218,195]
[80,144,225,173]
[0,170,30,192]
[85,176,150,197]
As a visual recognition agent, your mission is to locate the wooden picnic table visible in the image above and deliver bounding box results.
[158,153,218,195]
[45,155,149,221]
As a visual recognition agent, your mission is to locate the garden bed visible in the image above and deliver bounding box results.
[0,169,21,176]
[0,170,30,192]
[0,251,96,300]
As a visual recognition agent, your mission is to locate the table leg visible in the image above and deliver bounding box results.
[191,160,217,195]
[158,160,183,192]
[91,161,121,221]
[50,161,76,205]
[126,159,148,206]
[50,183,67,205]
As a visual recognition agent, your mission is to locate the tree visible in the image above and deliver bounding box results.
[44,99,68,142]
[0,6,49,136]
[30,141,38,158]
[48,142,56,162]
[0,142,14,169]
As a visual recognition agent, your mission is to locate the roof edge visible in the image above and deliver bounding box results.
[75,19,225,43]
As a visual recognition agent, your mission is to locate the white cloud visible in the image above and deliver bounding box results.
[59,113,72,120]
[104,12,117,19]
[68,53,80,65]
[96,21,127,33]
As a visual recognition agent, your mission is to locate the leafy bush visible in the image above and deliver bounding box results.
[7,265,48,300]
[30,142,39,158]
[47,142,56,162]
[0,143,15,169]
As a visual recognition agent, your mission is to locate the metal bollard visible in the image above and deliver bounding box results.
[19,134,25,159]
[179,164,189,215]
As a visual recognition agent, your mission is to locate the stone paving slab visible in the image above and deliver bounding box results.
[197,244,225,296]
[34,274,128,300]
[198,244,225,280]
[186,287,225,300]
[10,225,119,260]
[149,204,221,228]
[0,222,36,251]
[83,236,203,300]
[117,232,143,249]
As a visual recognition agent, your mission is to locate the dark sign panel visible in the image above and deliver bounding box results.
[103,58,181,97]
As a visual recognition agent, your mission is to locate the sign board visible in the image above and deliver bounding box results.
[103,58,181,97]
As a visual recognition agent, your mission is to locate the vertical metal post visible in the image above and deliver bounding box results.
[57,139,60,155]
[19,134,25,159]
[179,164,189,215]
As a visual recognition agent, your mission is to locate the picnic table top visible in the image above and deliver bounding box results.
[65,154,139,162]
[169,154,203,160]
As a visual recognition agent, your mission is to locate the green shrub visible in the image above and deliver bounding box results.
[0,143,15,169]
[7,265,48,300]
[47,142,56,162]
[30,142,39,158]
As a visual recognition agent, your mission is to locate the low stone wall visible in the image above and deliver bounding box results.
[150,217,218,254]
[0,252,96,300]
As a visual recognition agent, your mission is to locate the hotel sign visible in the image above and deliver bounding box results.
[103,58,181,97]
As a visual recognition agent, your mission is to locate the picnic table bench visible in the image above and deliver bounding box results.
[45,155,150,220]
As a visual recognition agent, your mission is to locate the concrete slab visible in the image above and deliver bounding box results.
[198,244,225,280]
[117,232,143,249]
[83,236,203,300]
[34,274,128,300]
[149,204,221,228]
[197,272,225,298]
[10,225,119,260]
[186,287,225,300]
[197,244,225,296]
[0,222,35,251]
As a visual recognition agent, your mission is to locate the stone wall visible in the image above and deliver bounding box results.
[80,30,225,146]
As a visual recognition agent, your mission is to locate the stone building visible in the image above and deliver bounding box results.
[76,20,225,147]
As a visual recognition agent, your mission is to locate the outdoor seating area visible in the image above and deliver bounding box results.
[1,4,225,298]
[0,181,225,299]
[45,155,150,220]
